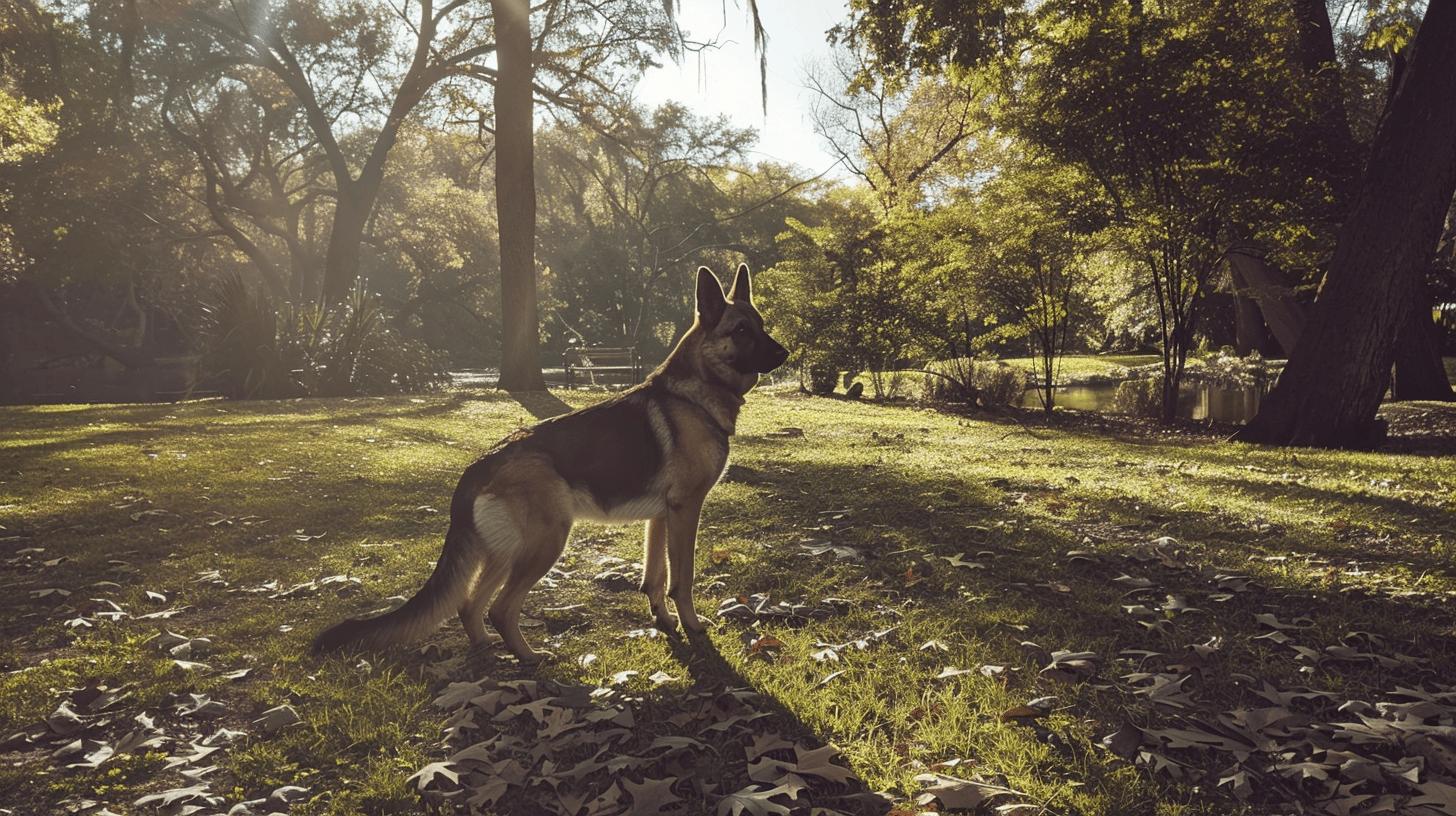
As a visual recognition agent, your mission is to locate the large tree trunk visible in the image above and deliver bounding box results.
[1290,0,1356,185]
[1392,292,1455,400]
[1227,248,1307,355]
[491,0,546,390]
[1235,3,1456,448]
[1233,294,1265,356]
[321,193,369,305]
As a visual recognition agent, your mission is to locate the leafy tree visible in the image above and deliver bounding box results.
[806,45,982,212]
[537,103,753,351]
[945,158,1103,412]
[1237,2,1456,447]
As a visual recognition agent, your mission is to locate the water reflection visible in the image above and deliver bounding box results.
[1020,381,1271,423]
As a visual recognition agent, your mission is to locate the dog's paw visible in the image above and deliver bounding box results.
[513,648,555,666]
[679,614,707,634]
[652,609,679,632]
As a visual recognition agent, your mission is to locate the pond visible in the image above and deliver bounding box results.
[1020,380,1272,423]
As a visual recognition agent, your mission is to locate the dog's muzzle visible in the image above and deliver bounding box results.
[756,340,790,374]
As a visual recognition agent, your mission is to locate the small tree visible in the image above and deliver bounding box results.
[930,159,1099,412]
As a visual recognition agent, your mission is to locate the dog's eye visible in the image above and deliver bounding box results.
[732,325,748,336]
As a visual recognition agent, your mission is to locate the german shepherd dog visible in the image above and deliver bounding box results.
[313,264,789,662]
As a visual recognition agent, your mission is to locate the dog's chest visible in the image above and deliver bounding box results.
[570,488,668,523]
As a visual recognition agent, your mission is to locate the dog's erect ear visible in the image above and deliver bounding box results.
[727,262,752,303]
[695,266,727,326]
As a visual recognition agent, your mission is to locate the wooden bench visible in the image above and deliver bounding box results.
[562,345,642,389]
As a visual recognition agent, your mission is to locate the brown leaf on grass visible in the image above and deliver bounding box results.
[1040,650,1100,683]
[252,704,301,735]
[46,703,84,736]
[623,776,682,814]
[816,670,847,688]
[717,784,793,816]
[1255,612,1315,630]
[1102,723,1143,759]
[407,760,459,792]
[913,772,1018,811]
[999,705,1045,722]
[133,783,222,809]
[940,553,987,570]
[745,634,786,659]
[746,733,794,761]
[790,744,858,785]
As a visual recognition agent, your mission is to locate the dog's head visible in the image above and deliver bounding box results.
[693,263,789,387]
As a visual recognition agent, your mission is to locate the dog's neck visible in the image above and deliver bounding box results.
[654,329,750,436]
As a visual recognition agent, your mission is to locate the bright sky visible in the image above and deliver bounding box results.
[633,0,851,177]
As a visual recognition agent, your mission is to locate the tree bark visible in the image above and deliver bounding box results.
[1289,0,1356,183]
[1227,249,1307,355]
[1235,2,1456,448]
[1392,292,1455,400]
[1233,294,1264,356]
[491,0,546,390]
[321,195,369,304]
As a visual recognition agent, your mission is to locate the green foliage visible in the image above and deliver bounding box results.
[920,358,1029,407]
[200,273,300,400]
[1111,376,1165,418]
[201,275,449,399]
[0,87,58,164]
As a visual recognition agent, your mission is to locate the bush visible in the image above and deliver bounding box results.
[200,275,450,399]
[1193,348,1275,390]
[199,273,301,400]
[975,363,1029,407]
[804,357,840,395]
[1111,376,1164,417]
[919,358,1028,407]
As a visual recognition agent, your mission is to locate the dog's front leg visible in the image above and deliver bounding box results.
[666,498,707,633]
[640,516,675,630]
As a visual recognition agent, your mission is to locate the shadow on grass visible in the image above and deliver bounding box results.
[506,389,574,420]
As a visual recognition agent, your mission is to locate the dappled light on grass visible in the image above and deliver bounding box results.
[2,392,1455,814]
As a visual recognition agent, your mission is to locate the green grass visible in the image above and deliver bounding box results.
[2,390,1455,814]
[999,353,1162,383]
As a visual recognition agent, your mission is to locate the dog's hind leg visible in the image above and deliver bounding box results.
[640,516,674,630]
[489,518,569,664]
[458,557,509,647]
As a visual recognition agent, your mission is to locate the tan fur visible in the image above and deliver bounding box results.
[311,264,787,662]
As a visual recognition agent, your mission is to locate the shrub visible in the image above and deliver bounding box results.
[1111,376,1164,417]
[975,363,1029,407]
[1193,348,1274,390]
[919,358,1028,407]
[199,273,301,400]
[200,276,449,399]
[920,357,978,403]
[804,356,840,395]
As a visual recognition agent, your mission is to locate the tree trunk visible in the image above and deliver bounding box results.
[1227,249,1307,355]
[491,0,545,390]
[1233,294,1264,356]
[1235,3,1456,448]
[1392,293,1455,400]
[321,192,369,305]
[1289,0,1357,188]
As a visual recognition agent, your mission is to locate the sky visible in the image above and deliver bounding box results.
[633,0,851,177]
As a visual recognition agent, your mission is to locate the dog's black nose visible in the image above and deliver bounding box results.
[759,340,789,373]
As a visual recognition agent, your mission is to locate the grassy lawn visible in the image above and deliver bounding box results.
[999,354,1162,384]
[3,390,1455,815]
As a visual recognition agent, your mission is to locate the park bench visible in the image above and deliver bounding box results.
[562,344,642,389]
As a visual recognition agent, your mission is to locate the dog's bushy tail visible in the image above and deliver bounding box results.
[312,524,477,654]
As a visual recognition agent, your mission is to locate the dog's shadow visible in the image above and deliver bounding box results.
[442,628,891,815]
